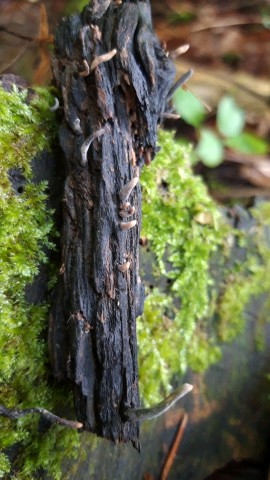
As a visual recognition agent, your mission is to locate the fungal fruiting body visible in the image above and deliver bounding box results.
[80,126,108,165]
[167,68,194,100]
[124,383,193,422]
[119,205,135,218]
[90,49,117,71]
[118,177,138,227]
[119,177,139,204]
[118,261,130,272]
[120,220,137,230]
[169,43,190,59]
[49,97,60,112]
[79,59,90,77]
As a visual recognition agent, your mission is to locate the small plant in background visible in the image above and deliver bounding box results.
[173,90,269,167]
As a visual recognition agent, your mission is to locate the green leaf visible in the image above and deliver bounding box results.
[173,88,205,127]
[167,11,196,24]
[224,132,269,155]
[261,10,270,29]
[217,95,245,137]
[196,129,224,167]
[64,0,88,14]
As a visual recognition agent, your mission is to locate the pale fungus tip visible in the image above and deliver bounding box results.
[119,177,139,203]
[79,59,90,77]
[49,97,60,112]
[183,383,193,393]
[120,220,137,230]
[90,49,118,72]
[117,261,130,272]
[170,43,190,59]
[72,118,83,134]
[119,205,135,218]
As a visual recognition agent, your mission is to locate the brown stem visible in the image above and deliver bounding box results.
[0,404,83,430]
[160,414,188,480]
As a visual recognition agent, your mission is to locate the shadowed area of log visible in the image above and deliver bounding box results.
[49,0,175,445]
[203,459,268,480]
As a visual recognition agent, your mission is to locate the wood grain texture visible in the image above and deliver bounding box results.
[49,0,175,445]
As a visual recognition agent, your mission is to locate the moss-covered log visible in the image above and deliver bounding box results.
[49,0,175,445]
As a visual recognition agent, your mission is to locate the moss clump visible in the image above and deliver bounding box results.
[138,130,227,404]
[64,0,88,14]
[138,130,270,406]
[217,201,270,344]
[0,85,80,479]
[0,453,10,478]
[0,85,57,181]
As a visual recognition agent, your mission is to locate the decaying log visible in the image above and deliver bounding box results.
[49,0,175,446]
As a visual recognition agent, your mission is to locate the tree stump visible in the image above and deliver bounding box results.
[49,0,175,446]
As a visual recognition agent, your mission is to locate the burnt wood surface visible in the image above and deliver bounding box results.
[49,0,175,445]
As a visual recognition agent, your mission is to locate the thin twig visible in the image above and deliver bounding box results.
[0,404,83,430]
[160,414,188,480]
[191,20,265,34]
[0,26,35,42]
[0,45,28,74]
[182,85,212,112]
[159,112,181,120]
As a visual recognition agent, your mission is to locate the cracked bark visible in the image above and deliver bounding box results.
[49,0,175,446]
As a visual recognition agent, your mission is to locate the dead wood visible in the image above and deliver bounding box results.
[49,0,175,446]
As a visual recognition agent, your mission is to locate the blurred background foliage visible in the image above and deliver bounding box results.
[0,0,269,192]
[0,0,270,478]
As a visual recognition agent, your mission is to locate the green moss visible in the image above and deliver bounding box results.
[217,201,270,343]
[138,130,228,404]
[138,130,270,406]
[0,85,57,181]
[0,453,10,477]
[64,0,88,14]
[15,417,80,480]
[0,86,80,479]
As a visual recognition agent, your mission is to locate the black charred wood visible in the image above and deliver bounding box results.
[49,0,175,445]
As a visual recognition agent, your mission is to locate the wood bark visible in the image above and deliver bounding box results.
[49,0,175,446]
